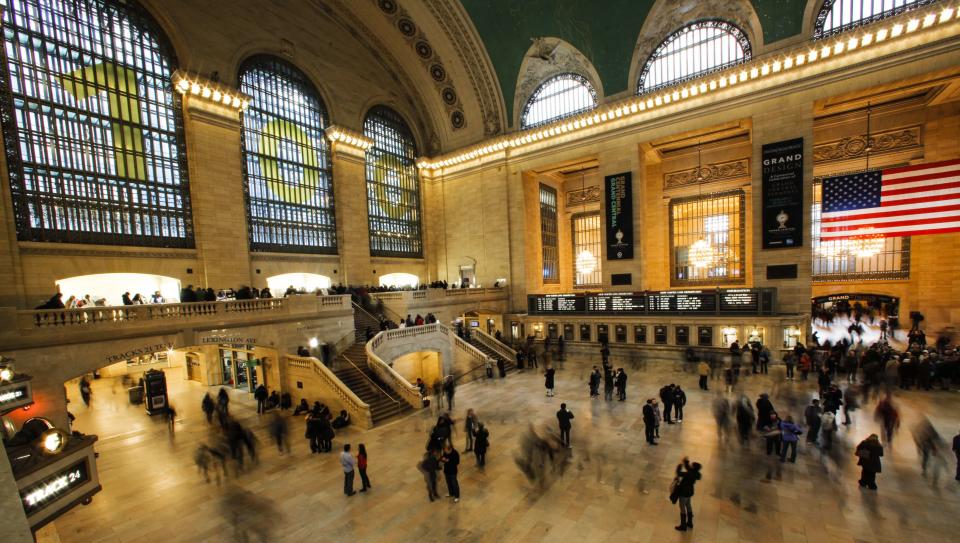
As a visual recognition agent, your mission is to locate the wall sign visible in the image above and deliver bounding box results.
[20,459,89,516]
[761,137,804,249]
[104,343,173,364]
[604,172,634,259]
[527,288,776,316]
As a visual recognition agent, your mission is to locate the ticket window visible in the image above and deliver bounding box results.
[597,324,609,344]
[783,326,801,349]
[654,326,668,345]
[563,324,575,341]
[747,327,764,346]
[634,325,647,344]
[721,327,738,347]
[580,324,591,342]
[615,324,627,343]
[676,326,690,346]
[547,323,559,340]
[698,326,714,347]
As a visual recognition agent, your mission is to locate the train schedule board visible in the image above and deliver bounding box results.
[527,288,775,315]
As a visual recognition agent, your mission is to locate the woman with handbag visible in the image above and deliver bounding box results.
[670,457,702,531]
[856,434,884,490]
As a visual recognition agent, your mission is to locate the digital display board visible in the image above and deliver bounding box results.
[20,459,89,516]
[528,288,775,316]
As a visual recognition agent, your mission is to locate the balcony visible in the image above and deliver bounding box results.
[370,287,508,321]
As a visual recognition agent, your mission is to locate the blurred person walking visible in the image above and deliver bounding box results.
[474,423,490,468]
[856,434,884,490]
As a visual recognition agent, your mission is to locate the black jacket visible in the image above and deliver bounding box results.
[674,462,702,498]
[643,404,656,423]
[442,449,460,474]
[856,439,884,472]
[673,388,686,406]
[557,409,574,429]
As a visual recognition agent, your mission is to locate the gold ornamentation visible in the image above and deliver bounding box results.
[664,159,749,188]
[567,186,601,206]
[813,126,921,163]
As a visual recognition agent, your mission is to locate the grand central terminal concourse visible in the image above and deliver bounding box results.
[3,0,960,541]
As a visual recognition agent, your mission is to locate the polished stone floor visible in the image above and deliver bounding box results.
[48,354,960,543]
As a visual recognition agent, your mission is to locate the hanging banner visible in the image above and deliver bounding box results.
[604,171,634,259]
[761,138,804,249]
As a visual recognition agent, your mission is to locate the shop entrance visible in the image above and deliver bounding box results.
[218,344,260,390]
[185,353,200,381]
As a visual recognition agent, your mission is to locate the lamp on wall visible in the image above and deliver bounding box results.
[574,170,597,276]
[689,141,716,269]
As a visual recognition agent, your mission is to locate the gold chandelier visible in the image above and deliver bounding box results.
[688,238,715,268]
[576,248,597,275]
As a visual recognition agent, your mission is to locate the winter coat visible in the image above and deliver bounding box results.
[856,439,883,472]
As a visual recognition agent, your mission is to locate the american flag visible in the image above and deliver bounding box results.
[821,158,960,240]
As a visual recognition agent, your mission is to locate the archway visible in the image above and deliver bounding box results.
[379,273,419,289]
[266,273,332,294]
[56,273,182,306]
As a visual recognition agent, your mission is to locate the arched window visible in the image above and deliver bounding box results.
[0,0,193,247]
[521,73,598,128]
[240,56,336,253]
[815,0,936,38]
[638,20,751,94]
[364,106,422,258]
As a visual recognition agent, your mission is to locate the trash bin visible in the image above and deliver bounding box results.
[128,386,144,405]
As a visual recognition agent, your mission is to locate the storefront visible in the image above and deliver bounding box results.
[218,344,260,391]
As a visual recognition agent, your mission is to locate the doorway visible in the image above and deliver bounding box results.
[186,353,200,382]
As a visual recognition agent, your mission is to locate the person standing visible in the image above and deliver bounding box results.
[760,346,770,374]
[340,444,357,496]
[557,403,574,448]
[589,367,601,399]
[201,393,215,424]
[557,336,565,361]
[464,409,478,452]
[652,399,662,440]
[254,384,268,414]
[357,444,371,492]
[799,351,812,381]
[756,393,774,431]
[785,353,796,380]
[600,343,610,366]
[268,412,289,454]
[643,399,658,445]
[761,412,782,457]
[952,429,960,481]
[697,360,710,391]
[672,457,702,531]
[616,368,628,401]
[305,407,322,454]
[497,358,506,378]
[79,377,92,407]
[440,444,461,502]
[778,416,801,463]
[544,365,556,397]
[603,366,614,401]
[856,434,884,490]
[804,399,822,445]
[444,376,456,410]
[474,423,490,468]
[660,385,675,424]
[673,386,687,422]
[420,449,441,502]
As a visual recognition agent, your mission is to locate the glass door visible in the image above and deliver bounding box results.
[234,352,249,390]
[220,349,234,385]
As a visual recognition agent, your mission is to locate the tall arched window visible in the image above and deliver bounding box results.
[240,56,336,253]
[0,0,193,247]
[638,20,751,94]
[815,0,936,38]
[364,106,422,257]
[521,73,598,128]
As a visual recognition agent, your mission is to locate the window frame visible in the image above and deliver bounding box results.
[638,19,752,94]
[539,183,560,284]
[364,105,423,258]
[571,211,602,287]
[669,189,746,286]
[239,55,337,254]
[0,0,194,248]
[814,0,938,39]
[520,72,598,129]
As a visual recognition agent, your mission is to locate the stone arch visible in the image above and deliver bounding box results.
[513,37,604,128]
[627,0,765,94]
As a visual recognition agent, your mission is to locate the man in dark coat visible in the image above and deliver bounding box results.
[603,367,614,401]
[589,367,601,398]
[661,385,675,424]
[756,393,774,431]
[643,399,658,445]
[419,450,441,501]
[673,385,687,422]
[254,384,268,414]
[557,403,574,448]
[856,433,884,490]
[440,444,461,502]
[616,369,628,401]
[804,399,822,444]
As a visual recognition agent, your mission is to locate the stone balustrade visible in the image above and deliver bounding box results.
[473,328,517,361]
[284,354,374,429]
[369,287,508,323]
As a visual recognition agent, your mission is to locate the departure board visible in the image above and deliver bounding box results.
[527,288,774,315]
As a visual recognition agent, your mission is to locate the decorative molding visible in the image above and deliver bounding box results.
[664,158,750,188]
[18,246,197,259]
[422,0,505,136]
[566,186,601,206]
[250,253,340,263]
[326,125,373,157]
[375,0,466,131]
[813,126,922,163]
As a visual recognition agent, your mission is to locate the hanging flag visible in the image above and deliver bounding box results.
[820,158,960,240]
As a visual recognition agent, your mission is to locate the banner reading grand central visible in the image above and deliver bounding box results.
[604,171,634,260]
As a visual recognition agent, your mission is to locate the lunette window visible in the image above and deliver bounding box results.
[814,0,937,38]
[521,73,597,129]
[364,106,422,258]
[670,190,745,285]
[240,55,336,254]
[540,184,559,283]
[0,0,193,247]
[638,19,751,94]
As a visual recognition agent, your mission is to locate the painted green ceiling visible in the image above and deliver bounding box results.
[460,0,810,126]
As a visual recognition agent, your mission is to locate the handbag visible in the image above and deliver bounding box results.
[668,477,680,504]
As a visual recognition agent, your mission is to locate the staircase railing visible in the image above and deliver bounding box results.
[365,333,423,409]
[341,353,404,419]
[451,329,493,366]
[474,328,517,361]
[284,354,374,429]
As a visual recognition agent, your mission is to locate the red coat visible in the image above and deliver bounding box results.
[358,452,367,470]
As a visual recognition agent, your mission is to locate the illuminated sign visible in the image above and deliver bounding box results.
[0,387,26,403]
[0,380,33,412]
[20,460,89,516]
[528,288,774,315]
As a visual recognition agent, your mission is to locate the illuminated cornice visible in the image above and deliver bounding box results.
[416,4,960,173]
[326,125,374,152]
[173,70,250,111]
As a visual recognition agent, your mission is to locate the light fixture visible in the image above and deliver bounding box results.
[40,428,67,455]
[0,367,13,382]
[574,170,597,277]
[849,230,884,258]
[308,337,319,349]
[173,70,250,112]
[689,238,716,269]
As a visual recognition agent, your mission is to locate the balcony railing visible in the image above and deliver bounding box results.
[284,354,374,429]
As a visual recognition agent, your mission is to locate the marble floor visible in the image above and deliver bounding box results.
[47,355,960,543]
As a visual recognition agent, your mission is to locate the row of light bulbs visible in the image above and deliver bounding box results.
[326,126,374,150]
[416,5,959,171]
[173,71,250,111]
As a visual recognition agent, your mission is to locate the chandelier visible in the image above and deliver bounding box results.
[849,232,884,258]
[688,238,715,268]
[576,248,597,275]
